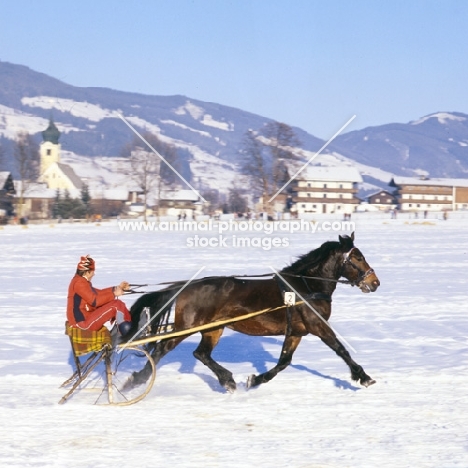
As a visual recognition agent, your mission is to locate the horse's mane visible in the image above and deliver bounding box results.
[281,240,344,276]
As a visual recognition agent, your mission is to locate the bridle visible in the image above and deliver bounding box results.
[341,247,375,288]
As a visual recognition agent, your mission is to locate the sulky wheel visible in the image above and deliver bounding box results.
[96,345,156,406]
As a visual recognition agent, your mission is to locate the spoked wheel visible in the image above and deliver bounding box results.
[95,345,156,406]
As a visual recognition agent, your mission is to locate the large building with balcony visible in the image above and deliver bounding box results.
[291,166,362,215]
[389,176,468,212]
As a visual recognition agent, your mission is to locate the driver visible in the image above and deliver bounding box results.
[66,255,132,335]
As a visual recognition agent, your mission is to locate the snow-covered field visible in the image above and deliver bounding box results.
[1,215,467,467]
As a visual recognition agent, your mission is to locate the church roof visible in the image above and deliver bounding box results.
[56,163,83,190]
[42,118,61,144]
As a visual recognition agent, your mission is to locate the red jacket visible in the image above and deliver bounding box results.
[67,275,116,326]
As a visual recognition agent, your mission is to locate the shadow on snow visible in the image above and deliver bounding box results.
[156,333,360,393]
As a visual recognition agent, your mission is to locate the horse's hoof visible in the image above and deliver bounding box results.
[361,378,376,387]
[246,374,256,389]
[224,380,237,393]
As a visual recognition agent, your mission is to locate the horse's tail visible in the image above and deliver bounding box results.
[126,287,181,340]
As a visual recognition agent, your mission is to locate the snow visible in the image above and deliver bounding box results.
[299,165,362,183]
[160,119,212,137]
[173,101,233,131]
[22,96,119,122]
[61,147,239,199]
[391,175,468,188]
[60,153,140,196]
[188,148,241,191]
[0,104,78,139]
[174,101,206,120]
[295,149,397,188]
[411,112,466,126]
[201,114,233,131]
[1,214,468,466]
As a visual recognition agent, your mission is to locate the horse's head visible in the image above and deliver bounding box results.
[339,233,380,293]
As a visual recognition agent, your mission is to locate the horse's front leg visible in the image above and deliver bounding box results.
[319,325,375,387]
[246,335,302,389]
[193,328,237,393]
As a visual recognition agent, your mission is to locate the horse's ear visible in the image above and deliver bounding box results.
[339,232,355,248]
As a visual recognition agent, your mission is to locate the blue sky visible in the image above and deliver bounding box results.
[1,0,467,139]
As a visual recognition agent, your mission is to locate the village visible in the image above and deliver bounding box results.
[1,118,468,225]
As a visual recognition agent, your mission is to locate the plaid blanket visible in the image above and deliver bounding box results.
[65,322,112,356]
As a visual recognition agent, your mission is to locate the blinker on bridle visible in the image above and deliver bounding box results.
[342,247,375,287]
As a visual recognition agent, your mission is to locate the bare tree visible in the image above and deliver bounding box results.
[14,131,40,218]
[242,129,269,212]
[228,187,248,214]
[241,122,301,214]
[122,132,181,221]
[263,122,301,185]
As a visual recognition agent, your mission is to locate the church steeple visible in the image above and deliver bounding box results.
[40,117,61,175]
[42,118,61,144]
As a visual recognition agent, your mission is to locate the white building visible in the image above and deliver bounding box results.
[291,166,362,215]
[38,119,82,195]
[158,189,202,218]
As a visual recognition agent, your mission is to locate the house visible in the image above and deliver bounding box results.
[90,189,130,218]
[13,181,56,220]
[255,193,289,218]
[0,171,16,222]
[38,118,83,194]
[367,189,397,211]
[157,189,202,218]
[291,166,362,215]
[389,176,468,212]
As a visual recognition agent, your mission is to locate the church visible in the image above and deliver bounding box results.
[13,118,85,220]
[38,118,83,194]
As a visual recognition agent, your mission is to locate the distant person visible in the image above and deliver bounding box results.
[66,255,132,335]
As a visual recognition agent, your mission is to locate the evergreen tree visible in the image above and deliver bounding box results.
[52,189,61,219]
[80,183,92,218]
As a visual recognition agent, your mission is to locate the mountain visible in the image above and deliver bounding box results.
[1,60,468,196]
[0,61,326,194]
[330,112,468,180]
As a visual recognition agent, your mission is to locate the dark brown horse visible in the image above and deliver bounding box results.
[125,233,380,392]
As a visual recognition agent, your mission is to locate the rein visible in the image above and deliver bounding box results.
[123,283,161,295]
[280,272,352,285]
[125,247,372,294]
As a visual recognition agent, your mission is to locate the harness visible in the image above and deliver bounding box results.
[274,275,332,335]
[126,247,374,337]
[341,247,375,287]
[274,247,374,335]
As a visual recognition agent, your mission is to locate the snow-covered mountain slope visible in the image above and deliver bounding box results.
[330,111,468,179]
[1,61,468,196]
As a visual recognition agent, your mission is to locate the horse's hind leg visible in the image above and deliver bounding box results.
[246,335,302,389]
[319,327,375,387]
[193,328,237,393]
[124,336,186,389]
